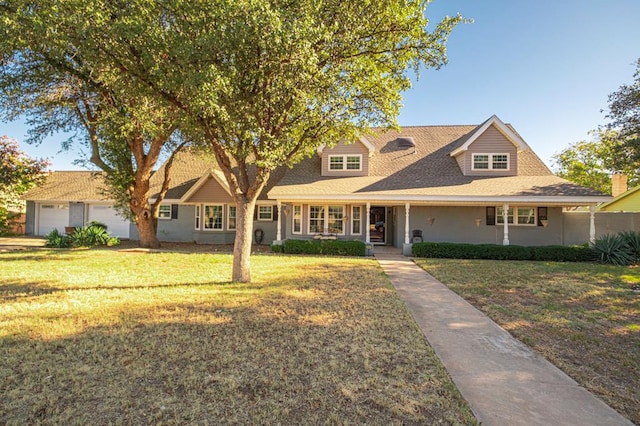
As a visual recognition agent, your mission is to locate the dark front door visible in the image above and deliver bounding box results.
[369,206,386,244]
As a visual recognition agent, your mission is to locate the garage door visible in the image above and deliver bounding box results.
[87,205,131,238]
[38,203,69,235]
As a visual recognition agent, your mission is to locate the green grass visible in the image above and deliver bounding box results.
[415,258,640,424]
[0,249,476,425]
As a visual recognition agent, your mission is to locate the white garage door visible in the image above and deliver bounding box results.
[87,205,130,238]
[38,203,69,235]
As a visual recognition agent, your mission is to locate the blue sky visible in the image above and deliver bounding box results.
[2,0,640,170]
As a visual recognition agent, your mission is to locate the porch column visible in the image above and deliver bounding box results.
[589,205,596,244]
[404,203,410,244]
[502,203,510,246]
[276,200,282,241]
[365,202,371,243]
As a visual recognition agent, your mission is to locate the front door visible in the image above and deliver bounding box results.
[369,206,386,244]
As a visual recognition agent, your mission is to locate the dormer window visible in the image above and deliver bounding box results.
[329,154,362,171]
[472,153,510,171]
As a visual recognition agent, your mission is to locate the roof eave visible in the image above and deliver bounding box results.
[450,115,528,157]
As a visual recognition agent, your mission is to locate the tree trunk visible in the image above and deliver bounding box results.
[130,189,160,249]
[232,198,256,283]
[135,207,159,248]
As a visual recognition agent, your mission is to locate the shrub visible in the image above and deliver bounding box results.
[412,242,593,262]
[282,239,365,256]
[619,231,640,263]
[45,224,120,248]
[592,234,634,266]
[270,243,284,253]
[44,228,73,248]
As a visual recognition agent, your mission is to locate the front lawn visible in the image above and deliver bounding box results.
[0,249,475,424]
[415,258,640,424]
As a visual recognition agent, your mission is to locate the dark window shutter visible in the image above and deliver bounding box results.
[537,207,548,226]
[486,207,496,225]
[273,205,278,222]
[171,204,178,219]
[253,207,258,221]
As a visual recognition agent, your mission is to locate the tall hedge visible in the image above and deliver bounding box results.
[412,242,593,262]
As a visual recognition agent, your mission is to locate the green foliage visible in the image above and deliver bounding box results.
[45,224,120,248]
[270,243,284,254]
[283,239,366,256]
[412,242,594,262]
[551,130,637,193]
[592,234,634,266]
[619,230,640,263]
[605,58,640,177]
[0,137,48,232]
[44,229,73,248]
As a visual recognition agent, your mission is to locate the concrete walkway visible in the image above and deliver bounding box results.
[375,251,634,426]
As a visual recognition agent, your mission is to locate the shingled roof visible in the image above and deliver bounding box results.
[269,124,609,204]
[22,171,112,201]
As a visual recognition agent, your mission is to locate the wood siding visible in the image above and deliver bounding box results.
[321,141,369,177]
[599,190,640,212]
[463,125,518,176]
[187,176,234,203]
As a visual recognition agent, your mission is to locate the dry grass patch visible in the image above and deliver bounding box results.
[415,258,640,424]
[1,249,475,424]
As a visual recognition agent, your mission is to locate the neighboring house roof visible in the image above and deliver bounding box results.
[269,123,610,205]
[598,185,640,211]
[21,171,112,202]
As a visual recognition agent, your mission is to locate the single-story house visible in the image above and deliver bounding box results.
[23,115,612,252]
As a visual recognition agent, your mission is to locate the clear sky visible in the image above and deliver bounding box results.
[2,0,639,171]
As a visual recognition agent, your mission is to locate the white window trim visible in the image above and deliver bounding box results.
[257,205,273,221]
[292,205,302,235]
[496,206,537,227]
[351,205,362,235]
[308,205,346,235]
[328,154,362,171]
[203,204,224,231]
[472,153,510,171]
[158,204,171,220]
[227,205,237,231]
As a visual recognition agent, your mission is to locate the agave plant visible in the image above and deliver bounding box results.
[619,231,640,263]
[592,234,634,266]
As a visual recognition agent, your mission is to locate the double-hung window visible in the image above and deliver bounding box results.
[496,206,536,226]
[228,206,237,230]
[158,205,171,219]
[328,154,362,171]
[204,205,223,230]
[351,206,361,235]
[257,205,273,221]
[309,206,325,234]
[327,206,344,234]
[292,205,302,234]
[472,153,510,171]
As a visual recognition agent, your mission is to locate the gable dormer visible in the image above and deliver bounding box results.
[318,137,375,177]
[450,115,528,177]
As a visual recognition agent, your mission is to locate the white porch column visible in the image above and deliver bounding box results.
[589,205,596,244]
[502,203,510,246]
[404,203,410,244]
[365,202,371,244]
[276,200,282,241]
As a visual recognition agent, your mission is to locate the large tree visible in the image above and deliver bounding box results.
[606,58,640,172]
[552,129,637,194]
[0,5,186,248]
[0,136,48,234]
[3,0,461,281]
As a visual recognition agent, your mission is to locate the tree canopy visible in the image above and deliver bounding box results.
[552,129,638,194]
[0,136,48,234]
[1,0,462,281]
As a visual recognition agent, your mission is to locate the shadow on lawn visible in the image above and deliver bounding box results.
[0,271,475,425]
